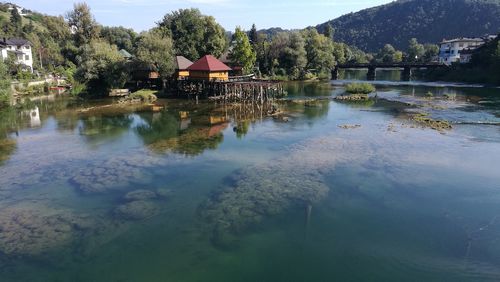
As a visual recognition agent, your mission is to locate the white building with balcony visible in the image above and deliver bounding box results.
[438,37,486,65]
[0,38,34,72]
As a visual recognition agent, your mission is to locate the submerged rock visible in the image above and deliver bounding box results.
[124,189,157,201]
[156,188,173,198]
[114,201,158,220]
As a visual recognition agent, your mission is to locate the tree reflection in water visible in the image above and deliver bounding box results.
[79,115,134,147]
[136,102,277,156]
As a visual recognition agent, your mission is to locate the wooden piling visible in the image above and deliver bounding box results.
[174,80,285,103]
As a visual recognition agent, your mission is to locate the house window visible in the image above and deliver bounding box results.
[25,55,29,60]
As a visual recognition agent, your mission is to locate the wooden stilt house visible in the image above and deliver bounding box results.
[175,56,193,80]
[187,55,232,81]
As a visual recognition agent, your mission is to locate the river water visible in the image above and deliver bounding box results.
[0,71,499,281]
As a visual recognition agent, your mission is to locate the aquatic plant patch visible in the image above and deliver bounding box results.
[198,136,372,248]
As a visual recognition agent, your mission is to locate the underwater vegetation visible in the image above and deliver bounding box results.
[198,136,371,249]
[0,138,16,165]
[0,204,95,256]
[411,112,452,131]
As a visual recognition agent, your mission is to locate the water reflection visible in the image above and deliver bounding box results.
[137,102,277,156]
[79,114,134,147]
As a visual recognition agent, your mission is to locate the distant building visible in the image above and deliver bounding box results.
[459,49,475,64]
[438,35,497,65]
[7,4,29,16]
[0,38,34,72]
[175,56,193,80]
[187,55,232,81]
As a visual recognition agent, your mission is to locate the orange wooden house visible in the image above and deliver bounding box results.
[175,56,193,80]
[187,55,232,81]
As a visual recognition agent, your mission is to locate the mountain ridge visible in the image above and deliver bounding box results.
[316,0,500,51]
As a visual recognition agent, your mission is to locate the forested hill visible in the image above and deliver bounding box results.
[317,0,500,52]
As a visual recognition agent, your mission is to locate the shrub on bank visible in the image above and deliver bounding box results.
[345,83,376,94]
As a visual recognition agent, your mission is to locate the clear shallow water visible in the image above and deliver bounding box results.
[0,78,500,281]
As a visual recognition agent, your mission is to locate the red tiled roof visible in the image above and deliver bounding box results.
[188,55,232,72]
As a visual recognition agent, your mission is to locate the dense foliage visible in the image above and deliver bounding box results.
[228,27,256,74]
[135,30,175,79]
[317,0,500,52]
[0,59,11,108]
[253,25,371,80]
[345,83,375,94]
[158,8,226,61]
[75,40,127,92]
[66,3,100,46]
[100,26,137,52]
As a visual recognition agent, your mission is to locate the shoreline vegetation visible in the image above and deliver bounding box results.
[0,2,498,112]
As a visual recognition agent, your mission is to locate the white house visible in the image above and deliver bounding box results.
[7,4,29,16]
[0,38,34,72]
[437,35,499,65]
[438,38,485,65]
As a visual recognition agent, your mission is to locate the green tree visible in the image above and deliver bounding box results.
[229,27,256,74]
[407,38,425,62]
[0,59,11,108]
[248,24,258,46]
[376,44,401,63]
[75,40,127,93]
[101,26,137,52]
[303,28,335,75]
[333,42,350,64]
[135,30,175,79]
[423,44,439,62]
[283,32,307,80]
[393,50,403,63]
[158,8,226,61]
[254,33,270,74]
[10,8,22,36]
[201,16,227,59]
[268,32,290,75]
[66,3,100,45]
[323,24,335,40]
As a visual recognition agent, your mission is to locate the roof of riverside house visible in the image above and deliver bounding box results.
[187,55,232,72]
[0,38,33,47]
[439,37,484,44]
[176,56,193,70]
[119,49,133,59]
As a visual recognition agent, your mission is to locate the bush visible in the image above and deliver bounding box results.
[128,90,158,102]
[70,82,86,96]
[345,83,376,94]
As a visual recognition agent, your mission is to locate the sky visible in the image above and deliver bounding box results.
[13,0,394,32]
